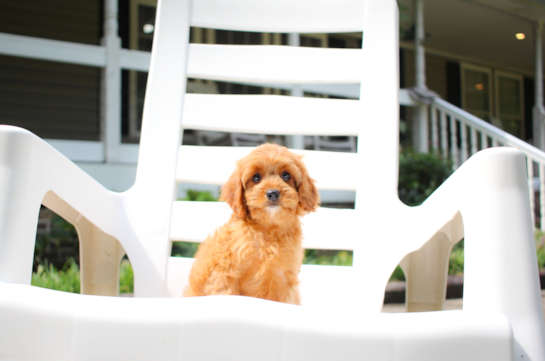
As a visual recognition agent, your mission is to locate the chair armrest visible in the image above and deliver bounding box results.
[417,147,544,360]
[0,126,127,285]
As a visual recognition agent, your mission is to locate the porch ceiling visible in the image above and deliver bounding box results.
[398,0,545,75]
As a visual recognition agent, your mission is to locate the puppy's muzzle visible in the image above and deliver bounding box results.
[266,189,280,202]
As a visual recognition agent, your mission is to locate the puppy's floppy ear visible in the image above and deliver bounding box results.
[220,161,247,218]
[295,155,320,213]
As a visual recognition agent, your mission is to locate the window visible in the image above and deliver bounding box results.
[461,63,525,139]
[461,63,493,122]
[495,71,524,138]
[128,0,157,139]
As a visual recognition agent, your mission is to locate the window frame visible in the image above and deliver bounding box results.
[494,69,524,138]
[460,62,494,122]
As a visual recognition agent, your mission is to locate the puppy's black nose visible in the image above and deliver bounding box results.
[266,189,280,201]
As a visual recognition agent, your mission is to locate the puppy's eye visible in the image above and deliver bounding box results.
[252,174,261,183]
[282,172,291,181]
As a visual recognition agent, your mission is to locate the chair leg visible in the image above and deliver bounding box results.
[400,233,452,312]
[43,191,125,296]
[400,212,464,312]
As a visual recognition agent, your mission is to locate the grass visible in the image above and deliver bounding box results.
[303,249,353,266]
[31,258,135,294]
[119,259,134,294]
[31,258,80,293]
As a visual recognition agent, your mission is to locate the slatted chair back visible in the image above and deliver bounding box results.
[127,0,400,308]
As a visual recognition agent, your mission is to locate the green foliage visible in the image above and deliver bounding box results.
[535,230,545,271]
[398,150,453,206]
[449,240,465,276]
[172,242,200,258]
[119,259,134,294]
[34,213,79,268]
[304,250,353,266]
[31,258,80,293]
[389,266,405,281]
[31,258,135,294]
[181,190,218,202]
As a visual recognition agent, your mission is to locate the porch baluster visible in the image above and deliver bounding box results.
[449,114,459,168]
[528,157,536,226]
[481,133,487,150]
[430,106,439,151]
[470,126,478,156]
[491,138,498,147]
[460,121,468,163]
[440,110,448,157]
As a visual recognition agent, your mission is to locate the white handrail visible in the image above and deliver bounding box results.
[430,97,545,229]
[432,98,545,164]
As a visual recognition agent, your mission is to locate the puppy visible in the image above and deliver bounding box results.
[183,143,320,304]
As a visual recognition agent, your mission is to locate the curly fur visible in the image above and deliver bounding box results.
[183,143,320,304]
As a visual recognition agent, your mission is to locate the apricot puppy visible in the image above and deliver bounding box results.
[183,143,319,304]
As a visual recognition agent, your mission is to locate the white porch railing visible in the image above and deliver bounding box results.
[429,97,545,229]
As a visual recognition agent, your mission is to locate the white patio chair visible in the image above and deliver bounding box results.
[0,0,544,360]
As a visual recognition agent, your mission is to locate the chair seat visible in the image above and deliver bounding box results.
[0,283,513,361]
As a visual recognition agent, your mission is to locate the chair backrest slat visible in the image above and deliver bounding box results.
[182,94,360,136]
[176,146,358,190]
[191,0,365,33]
[170,201,357,250]
[188,44,363,84]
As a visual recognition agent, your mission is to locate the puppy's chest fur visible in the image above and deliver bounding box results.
[224,220,304,291]
[186,217,304,303]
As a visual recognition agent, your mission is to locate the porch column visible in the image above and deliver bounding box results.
[286,33,305,150]
[534,20,545,151]
[413,0,429,153]
[101,0,122,162]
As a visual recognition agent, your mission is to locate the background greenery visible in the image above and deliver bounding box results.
[32,258,81,293]
[397,150,453,206]
[31,257,135,294]
[34,212,79,270]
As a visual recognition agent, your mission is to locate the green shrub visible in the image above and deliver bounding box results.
[119,259,134,294]
[172,242,200,258]
[390,266,405,281]
[398,150,453,206]
[181,190,218,202]
[535,230,545,271]
[31,258,80,293]
[304,250,353,266]
[449,240,465,276]
[31,258,135,294]
[34,213,79,269]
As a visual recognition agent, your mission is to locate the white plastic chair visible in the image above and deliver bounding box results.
[0,0,544,360]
